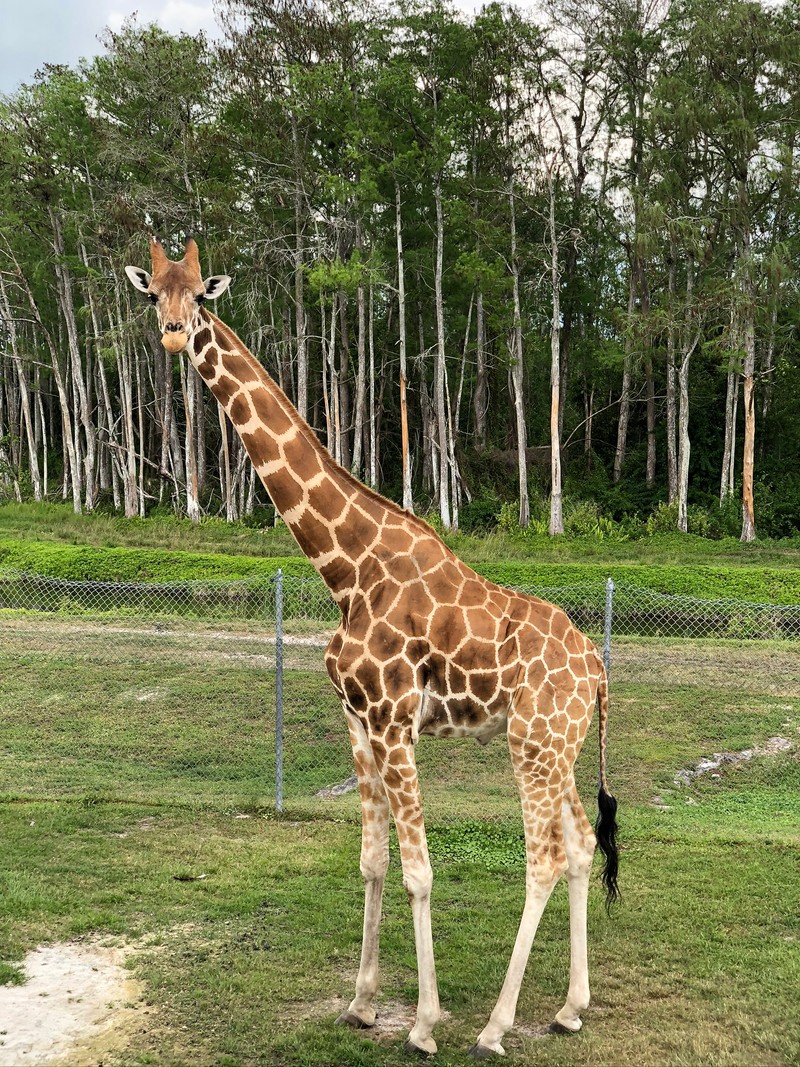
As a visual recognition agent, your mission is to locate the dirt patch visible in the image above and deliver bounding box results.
[0,941,145,1066]
[673,735,793,788]
[285,993,449,1042]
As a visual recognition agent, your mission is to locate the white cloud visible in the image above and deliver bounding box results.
[1,0,219,95]
[107,0,219,38]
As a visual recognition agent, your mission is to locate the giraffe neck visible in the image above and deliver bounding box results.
[187,309,430,604]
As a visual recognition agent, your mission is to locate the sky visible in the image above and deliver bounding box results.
[1,0,492,97]
[1,0,222,95]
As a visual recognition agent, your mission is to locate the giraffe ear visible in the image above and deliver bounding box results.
[125,266,152,293]
[203,274,232,300]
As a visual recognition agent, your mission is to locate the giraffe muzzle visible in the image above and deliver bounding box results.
[161,330,190,354]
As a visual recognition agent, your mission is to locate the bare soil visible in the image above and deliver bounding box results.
[0,941,145,1067]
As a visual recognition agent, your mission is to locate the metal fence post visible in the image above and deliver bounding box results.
[275,569,284,814]
[603,577,614,679]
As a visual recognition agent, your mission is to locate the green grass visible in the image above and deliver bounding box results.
[2,500,800,1063]
[4,499,800,569]
[2,625,799,1064]
[4,615,796,821]
[4,501,800,602]
[1,778,798,1065]
[0,501,302,557]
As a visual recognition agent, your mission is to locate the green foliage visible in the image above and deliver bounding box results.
[3,532,800,604]
[2,0,800,540]
[457,490,503,534]
[0,539,316,583]
[563,500,630,541]
[427,821,525,870]
[0,961,24,986]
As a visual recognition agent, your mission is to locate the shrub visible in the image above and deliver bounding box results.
[496,494,550,538]
[497,500,521,534]
[563,500,628,541]
[459,492,501,533]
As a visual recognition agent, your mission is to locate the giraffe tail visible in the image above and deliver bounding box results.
[595,662,620,909]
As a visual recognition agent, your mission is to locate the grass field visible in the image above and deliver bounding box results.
[2,500,799,1064]
[2,617,799,1065]
[3,500,800,569]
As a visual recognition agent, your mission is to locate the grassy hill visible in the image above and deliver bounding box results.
[2,502,800,603]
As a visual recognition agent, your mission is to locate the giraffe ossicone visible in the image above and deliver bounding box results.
[125,235,620,1058]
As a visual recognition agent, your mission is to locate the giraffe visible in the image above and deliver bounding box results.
[125,235,619,1058]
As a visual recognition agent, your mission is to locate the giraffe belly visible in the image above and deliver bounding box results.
[417,689,509,745]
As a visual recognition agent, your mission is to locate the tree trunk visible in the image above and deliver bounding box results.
[14,254,81,512]
[508,178,529,526]
[115,287,139,518]
[677,261,697,534]
[761,298,777,422]
[613,272,636,483]
[50,208,96,510]
[472,286,487,451]
[677,348,700,535]
[642,252,655,488]
[96,353,123,510]
[34,364,48,497]
[338,290,351,470]
[665,249,678,504]
[738,178,756,542]
[548,173,564,536]
[351,229,367,478]
[219,404,234,521]
[740,317,756,541]
[395,181,413,511]
[368,281,377,490]
[677,343,692,534]
[720,303,739,505]
[0,274,41,500]
[292,111,308,419]
[135,342,146,516]
[194,366,207,499]
[179,353,201,522]
[583,376,594,470]
[433,174,451,529]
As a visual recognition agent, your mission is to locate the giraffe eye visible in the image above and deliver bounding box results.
[148,292,158,304]
[195,293,205,305]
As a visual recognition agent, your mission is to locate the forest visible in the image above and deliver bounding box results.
[1,0,799,541]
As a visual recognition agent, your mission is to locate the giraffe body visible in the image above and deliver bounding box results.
[125,237,619,1057]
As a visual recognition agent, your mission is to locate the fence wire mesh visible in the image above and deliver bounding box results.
[1,567,798,821]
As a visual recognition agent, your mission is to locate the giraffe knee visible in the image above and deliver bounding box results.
[526,837,568,887]
[402,862,433,901]
[360,843,389,882]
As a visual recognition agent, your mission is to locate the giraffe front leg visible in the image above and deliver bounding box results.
[371,720,440,1056]
[551,782,595,1035]
[337,709,390,1030]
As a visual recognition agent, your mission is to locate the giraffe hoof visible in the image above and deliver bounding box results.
[548,1021,577,1036]
[468,1043,505,1059]
[404,1037,437,1056]
[336,1010,374,1029]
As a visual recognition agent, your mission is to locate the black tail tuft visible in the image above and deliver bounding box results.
[595,786,620,911]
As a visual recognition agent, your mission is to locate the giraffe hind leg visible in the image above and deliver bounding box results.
[470,690,570,1057]
[551,779,596,1034]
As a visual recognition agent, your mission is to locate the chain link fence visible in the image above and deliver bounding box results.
[1,567,798,821]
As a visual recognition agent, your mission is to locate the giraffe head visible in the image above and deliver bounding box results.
[125,236,231,354]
